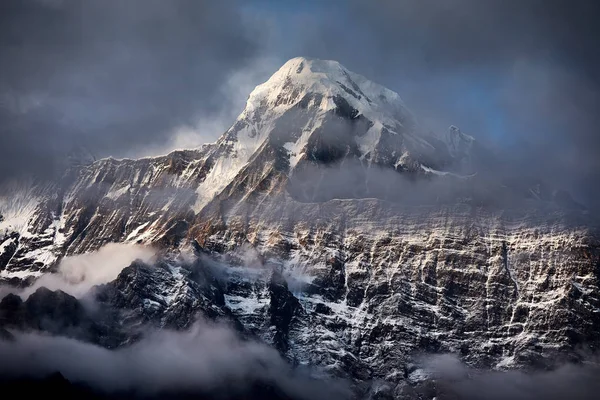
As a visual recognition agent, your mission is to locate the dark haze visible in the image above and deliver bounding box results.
[0,321,351,400]
[423,354,600,400]
[0,0,262,180]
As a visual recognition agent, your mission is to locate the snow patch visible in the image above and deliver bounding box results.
[105,185,130,200]
[0,179,41,237]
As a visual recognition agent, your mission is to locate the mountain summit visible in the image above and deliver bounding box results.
[240,56,414,132]
[230,56,472,170]
[193,57,475,208]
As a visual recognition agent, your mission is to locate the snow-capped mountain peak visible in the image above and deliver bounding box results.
[164,57,481,211]
[245,57,410,124]
[1,57,598,400]
[212,57,464,186]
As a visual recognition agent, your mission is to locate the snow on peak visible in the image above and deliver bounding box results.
[243,57,411,126]
[211,57,419,170]
[192,58,472,210]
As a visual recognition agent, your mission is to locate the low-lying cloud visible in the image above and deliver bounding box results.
[422,353,600,400]
[0,319,351,400]
[18,243,156,299]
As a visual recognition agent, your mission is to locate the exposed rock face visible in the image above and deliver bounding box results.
[0,287,110,344]
[93,259,231,333]
[0,57,599,397]
[268,269,304,353]
[207,202,600,385]
[0,259,235,347]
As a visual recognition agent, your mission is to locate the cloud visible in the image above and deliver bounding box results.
[0,320,351,399]
[422,353,600,400]
[17,243,156,299]
[141,56,280,157]
[0,0,267,182]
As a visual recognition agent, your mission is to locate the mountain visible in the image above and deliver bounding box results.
[1,57,599,399]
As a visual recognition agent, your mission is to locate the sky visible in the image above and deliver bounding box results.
[1,0,599,206]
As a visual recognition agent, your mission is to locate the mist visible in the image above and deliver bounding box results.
[422,353,600,400]
[0,320,351,400]
[1,243,156,299]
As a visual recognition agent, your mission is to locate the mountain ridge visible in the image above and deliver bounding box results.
[1,57,599,399]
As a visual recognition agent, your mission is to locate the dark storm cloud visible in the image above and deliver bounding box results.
[0,0,263,182]
[332,1,599,76]
[285,0,600,208]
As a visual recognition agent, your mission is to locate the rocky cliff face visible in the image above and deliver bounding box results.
[0,57,599,398]
[204,201,600,396]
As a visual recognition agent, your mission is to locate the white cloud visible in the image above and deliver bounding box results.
[19,243,156,299]
[136,56,280,157]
